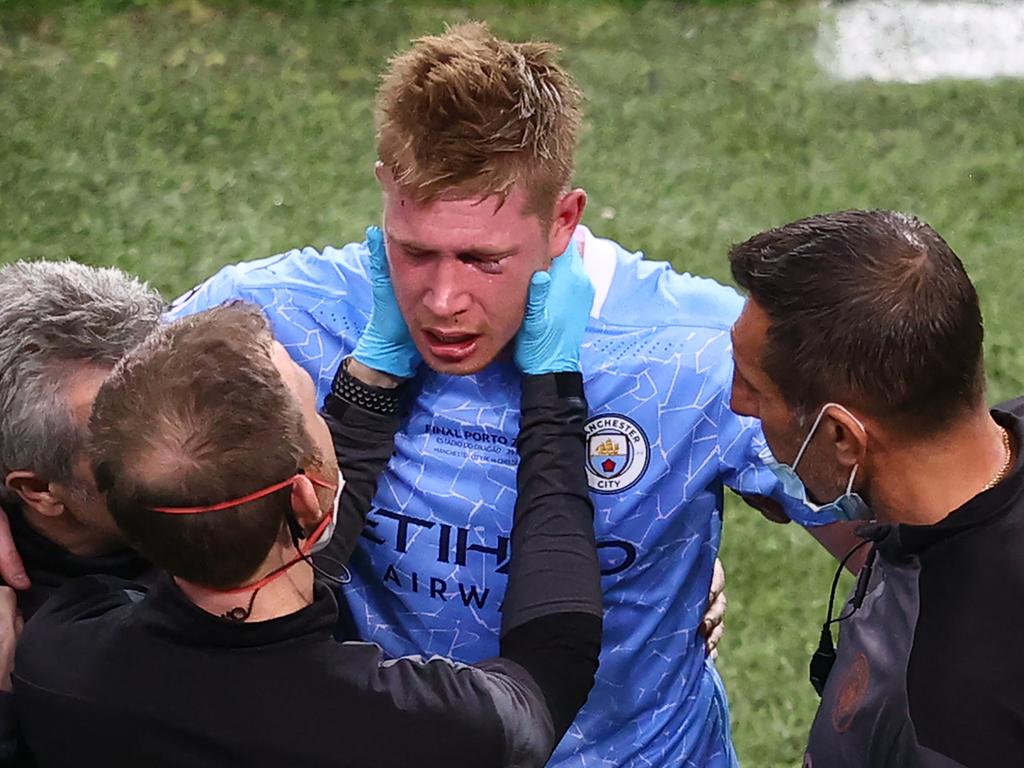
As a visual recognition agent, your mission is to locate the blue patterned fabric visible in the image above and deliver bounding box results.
[168,228,831,767]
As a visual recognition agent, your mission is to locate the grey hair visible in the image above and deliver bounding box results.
[0,260,164,490]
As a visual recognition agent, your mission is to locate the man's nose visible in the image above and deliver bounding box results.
[423,258,472,319]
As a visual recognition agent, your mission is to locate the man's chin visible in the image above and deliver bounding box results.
[419,342,504,376]
[423,353,493,376]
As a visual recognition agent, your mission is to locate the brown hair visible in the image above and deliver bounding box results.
[729,209,985,435]
[375,21,582,218]
[89,303,314,589]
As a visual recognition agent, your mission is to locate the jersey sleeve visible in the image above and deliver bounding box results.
[165,263,245,321]
[165,243,373,325]
[163,245,375,405]
[714,384,838,528]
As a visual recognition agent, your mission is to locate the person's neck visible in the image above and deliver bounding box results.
[175,547,316,623]
[868,409,1013,526]
[21,507,124,558]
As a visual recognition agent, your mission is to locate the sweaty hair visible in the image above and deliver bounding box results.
[375,21,582,217]
[89,303,315,590]
[0,261,163,494]
[729,209,985,434]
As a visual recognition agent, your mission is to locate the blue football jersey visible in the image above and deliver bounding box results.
[168,226,833,767]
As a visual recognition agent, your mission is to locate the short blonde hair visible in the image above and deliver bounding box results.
[375,22,582,218]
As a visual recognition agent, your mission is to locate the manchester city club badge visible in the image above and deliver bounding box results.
[584,414,650,493]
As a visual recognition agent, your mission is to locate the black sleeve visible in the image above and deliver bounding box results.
[12,576,138,768]
[316,378,406,565]
[0,690,27,767]
[497,372,602,741]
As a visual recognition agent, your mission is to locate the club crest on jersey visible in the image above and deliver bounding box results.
[584,414,650,493]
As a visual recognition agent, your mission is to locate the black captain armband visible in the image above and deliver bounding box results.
[329,358,408,416]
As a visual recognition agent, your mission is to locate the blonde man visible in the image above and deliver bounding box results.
[158,23,840,767]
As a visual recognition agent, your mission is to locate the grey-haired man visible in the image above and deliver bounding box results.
[0,261,162,761]
[0,261,164,618]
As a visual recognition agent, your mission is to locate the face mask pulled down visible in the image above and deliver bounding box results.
[759,403,872,523]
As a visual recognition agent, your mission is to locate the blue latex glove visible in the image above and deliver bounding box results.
[514,241,595,375]
[351,226,422,379]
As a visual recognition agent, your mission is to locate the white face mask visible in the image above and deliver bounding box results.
[760,403,873,523]
[307,468,346,555]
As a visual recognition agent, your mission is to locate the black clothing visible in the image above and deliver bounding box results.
[4,504,151,622]
[499,372,602,737]
[314,381,409,567]
[14,372,601,768]
[804,399,1024,767]
[0,382,385,764]
[0,505,154,765]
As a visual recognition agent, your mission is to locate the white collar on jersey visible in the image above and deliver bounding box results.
[574,225,616,319]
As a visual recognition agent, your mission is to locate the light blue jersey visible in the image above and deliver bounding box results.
[169,226,832,767]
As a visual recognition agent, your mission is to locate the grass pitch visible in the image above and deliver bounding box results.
[2,2,1023,764]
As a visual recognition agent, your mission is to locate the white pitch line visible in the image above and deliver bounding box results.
[818,0,1024,83]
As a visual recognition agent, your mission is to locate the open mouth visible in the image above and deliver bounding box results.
[422,329,481,362]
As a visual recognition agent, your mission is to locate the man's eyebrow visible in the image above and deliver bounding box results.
[390,237,514,259]
[389,237,434,254]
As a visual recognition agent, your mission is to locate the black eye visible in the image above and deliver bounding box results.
[477,260,504,274]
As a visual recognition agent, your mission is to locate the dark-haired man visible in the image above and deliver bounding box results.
[729,209,1024,766]
[14,241,603,767]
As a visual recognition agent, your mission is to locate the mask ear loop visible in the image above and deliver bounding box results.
[791,404,834,471]
[845,464,860,496]
[834,406,866,502]
[793,403,868,474]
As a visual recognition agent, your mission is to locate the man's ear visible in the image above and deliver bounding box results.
[374,160,392,188]
[825,407,868,469]
[546,188,587,259]
[5,472,64,518]
[289,475,324,536]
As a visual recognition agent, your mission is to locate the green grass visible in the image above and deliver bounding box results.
[2,1,1023,765]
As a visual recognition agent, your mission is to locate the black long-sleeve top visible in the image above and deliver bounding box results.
[12,372,602,768]
[804,399,1024,767]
